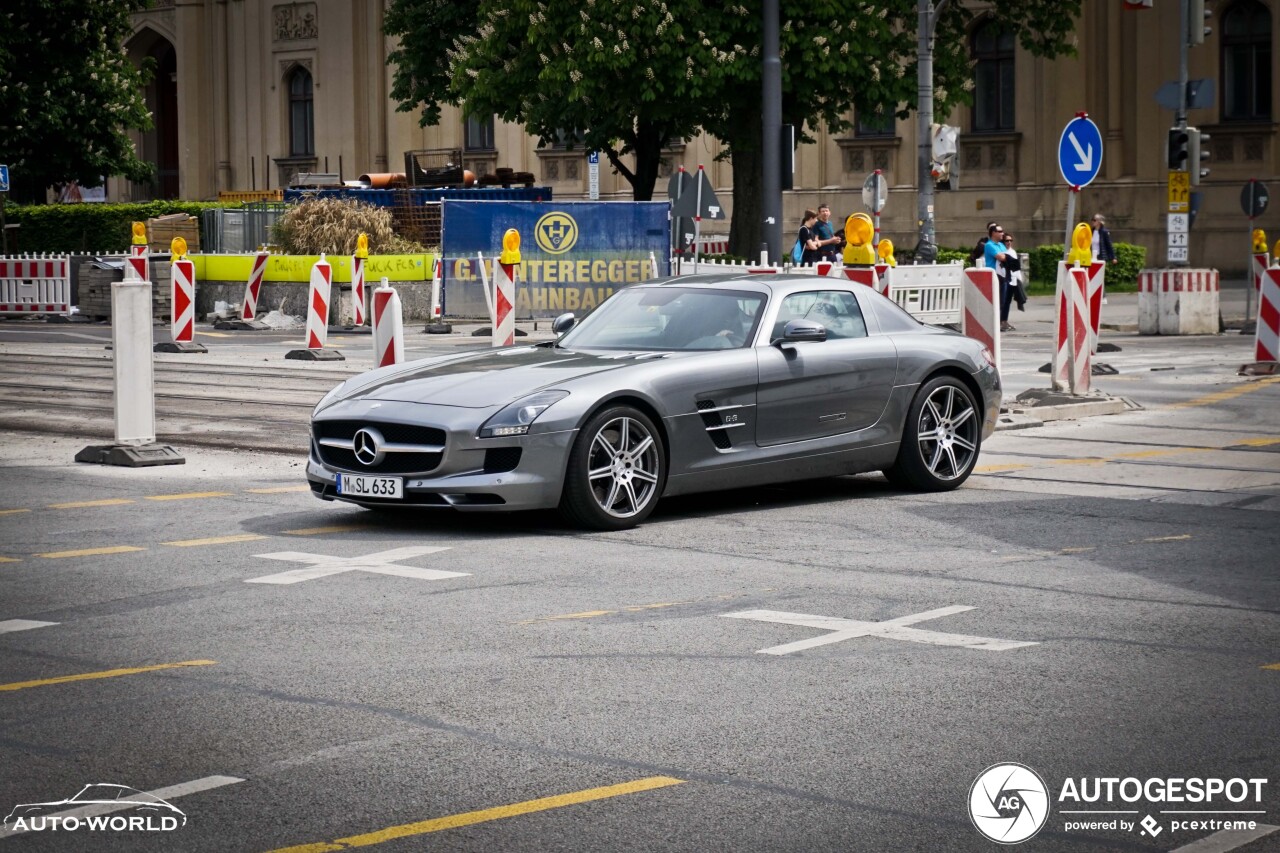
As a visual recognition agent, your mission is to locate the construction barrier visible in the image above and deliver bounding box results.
[962,267,1001,372]
[1052,263,1092,395]
[1137,268,1220,335]
[493,259,516,347]
[874,263,892,298]
[307,254,333,350]
[242,251,268,320]
[1085,262,1106,354]
[888,265,964,326]
[171,256,197,343]
[129,244,149,285]
[0,255,72,315]
[1252,252,1270,294]
[1255,268,1280,363]
[841,267,880,293]
[430,256,443,324]
[372,279,404,368]
[351,251,367,328]
[115,260,157,443]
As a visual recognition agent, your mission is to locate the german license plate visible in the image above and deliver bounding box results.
[336,473,403,499]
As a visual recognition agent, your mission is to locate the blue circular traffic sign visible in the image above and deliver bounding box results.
[1058,116,1103,188]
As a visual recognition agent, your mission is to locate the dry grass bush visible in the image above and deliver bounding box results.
[270,198,428,255]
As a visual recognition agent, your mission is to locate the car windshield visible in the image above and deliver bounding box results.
[558,286,767,351]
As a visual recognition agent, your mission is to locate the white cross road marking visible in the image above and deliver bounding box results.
[0,620,58,635]
[245,546,461,585]
[1169,824,1279,853]
[0,775,244,839]
[722,606,1039,655]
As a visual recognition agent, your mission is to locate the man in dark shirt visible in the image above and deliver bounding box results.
[813,204,844,262]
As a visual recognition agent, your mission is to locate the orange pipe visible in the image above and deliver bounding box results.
[358,173,408,189]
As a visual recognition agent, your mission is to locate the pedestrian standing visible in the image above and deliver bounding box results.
[1091,214,1116,304]
[983,223,1015,331]
[813,204,844,262]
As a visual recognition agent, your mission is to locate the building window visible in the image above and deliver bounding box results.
[465,113,495,150]
[856,107,895,138]
[972,20,1015,132]
[1221,0,1272,121]
[288,67,314,156]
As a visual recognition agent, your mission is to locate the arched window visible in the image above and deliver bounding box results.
[1221,0,1272,121]
[972,20,1015,132]
[288,67,315,156]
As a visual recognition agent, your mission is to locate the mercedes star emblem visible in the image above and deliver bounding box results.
[352,428,384,466]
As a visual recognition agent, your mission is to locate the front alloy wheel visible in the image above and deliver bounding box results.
[561,405,665,530]
[884,376,981,491]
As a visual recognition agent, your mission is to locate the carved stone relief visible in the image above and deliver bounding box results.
[274,3,318,42]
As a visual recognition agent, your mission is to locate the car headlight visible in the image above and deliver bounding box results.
[478,390,569,438]
[312,381,348,416]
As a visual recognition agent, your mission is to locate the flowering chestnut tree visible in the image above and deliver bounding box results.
[0,1,154,202]
[386,0,1080,252]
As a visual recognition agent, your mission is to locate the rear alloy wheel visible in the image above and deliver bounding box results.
[884,376,981,491]
[560,405,665,530]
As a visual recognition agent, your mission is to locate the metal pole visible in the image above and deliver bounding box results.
[762,0,782,264]
[1177,0,1189,130]
[1246,217,1255,323]
[1063,188,1078,261]
[916,0,948,263]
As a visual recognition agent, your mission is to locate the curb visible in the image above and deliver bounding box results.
[995,394,1139,431]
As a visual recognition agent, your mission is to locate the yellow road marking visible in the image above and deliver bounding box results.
[1112,448,1194,460]
[48,498,135,509]
[0,556,21,563]
[1142,534,1192,543]
[0,660,216,693]
[0,508,31,516]
[282,525,364,536]
[37,545,146,559]
[266,776,686,853]
[1236,437,1280,447]
[624,602,680,611]
[1263,663,1280,671]
[196,331,233,338]
[1170,377,1280,409]
[163,534,267,548]
[145,491,233,502]
[519,610,616,624]
[975,463,1031,473]
[1060,547,1095,554]
[246,486,311,494]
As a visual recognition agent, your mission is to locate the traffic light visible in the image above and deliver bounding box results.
[1167,128,1190,170]
[1188,0,1212,45]
[1187,127,1211,185]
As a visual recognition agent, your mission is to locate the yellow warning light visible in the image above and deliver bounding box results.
[842,213,876,265]
[877,238,897,267]
[355,233,369,259]
[1067,223,1092,266]
[170,236,188,259]
[1252,229,1267,253]
[131,221,147,245]
[500,228,522,265]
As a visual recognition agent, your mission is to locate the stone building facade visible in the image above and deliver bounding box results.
[115,0,1276,273]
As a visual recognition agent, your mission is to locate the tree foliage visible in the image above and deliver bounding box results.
[385,0,1081,248]
[0,1,155,202]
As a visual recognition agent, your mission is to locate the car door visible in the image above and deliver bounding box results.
[755,288,897,446]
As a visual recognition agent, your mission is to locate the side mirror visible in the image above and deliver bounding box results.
[552,312,576,334]
[775,318,827,346]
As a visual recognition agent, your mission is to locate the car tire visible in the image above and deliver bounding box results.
[560,405,666,530]
[884,376,982,491]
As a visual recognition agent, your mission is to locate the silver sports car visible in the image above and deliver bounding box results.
[307,273,1001,530]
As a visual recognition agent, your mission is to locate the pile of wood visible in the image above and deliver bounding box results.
[77,260,173,322]
[146,214,201,254]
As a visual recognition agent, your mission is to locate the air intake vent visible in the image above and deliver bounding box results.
[483,447,522,473]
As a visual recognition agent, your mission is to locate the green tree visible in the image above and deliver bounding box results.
[0,1,155,203]
[385,1,1080,251]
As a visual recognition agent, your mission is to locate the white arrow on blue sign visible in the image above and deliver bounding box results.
[1057,116,1103,188]
[0,165,9,193]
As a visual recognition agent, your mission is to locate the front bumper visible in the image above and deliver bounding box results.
[307,398,576,512]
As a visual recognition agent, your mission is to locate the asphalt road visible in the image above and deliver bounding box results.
[0,309,1277,852]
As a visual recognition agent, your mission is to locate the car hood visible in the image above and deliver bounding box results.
[334,345,671,408]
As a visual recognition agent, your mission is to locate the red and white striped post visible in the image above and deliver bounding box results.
[242,250,268,320]
[874,263,892,298]
[1052,263,1092,394]
[962,266,1001,372]
[1085,261,1106,354]
[371,277,404,367]
[351,233,368,327]
[1252,252,1270,297]
[307,254,332,350]
[493,228,520,347]
[842,267,880,291]
[1252,268,1280,365]
[153,237,207,354]
[129,221,149,283]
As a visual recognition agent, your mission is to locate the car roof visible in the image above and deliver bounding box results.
[638,272,877,298]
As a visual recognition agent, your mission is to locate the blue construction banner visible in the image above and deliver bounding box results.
[441,200,670,318]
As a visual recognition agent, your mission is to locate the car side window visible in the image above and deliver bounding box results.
[775,290,868,340]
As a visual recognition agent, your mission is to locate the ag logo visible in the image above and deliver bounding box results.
[534,212,578,255]
[968,763,1049,845]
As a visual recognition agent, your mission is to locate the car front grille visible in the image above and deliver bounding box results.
[312,419,446,475]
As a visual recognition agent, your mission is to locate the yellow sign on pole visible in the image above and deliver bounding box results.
[1168,171,1190,213]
